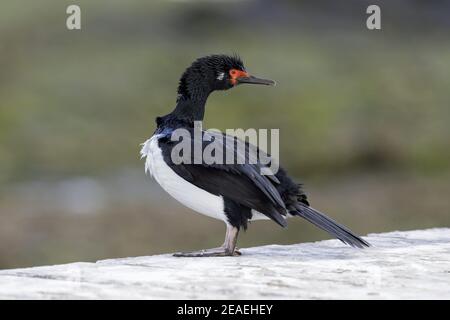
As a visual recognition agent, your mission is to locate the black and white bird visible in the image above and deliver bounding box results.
[141,54,369,257]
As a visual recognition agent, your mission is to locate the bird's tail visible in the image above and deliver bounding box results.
[292,203,370,248]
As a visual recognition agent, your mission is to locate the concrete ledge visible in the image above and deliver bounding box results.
[0,228,449,299]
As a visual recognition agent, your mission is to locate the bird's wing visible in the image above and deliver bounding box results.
[157,130,287,227]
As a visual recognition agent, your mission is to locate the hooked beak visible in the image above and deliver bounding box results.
[237,75,276,86]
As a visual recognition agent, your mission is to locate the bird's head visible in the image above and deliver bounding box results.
[177,54,276,101]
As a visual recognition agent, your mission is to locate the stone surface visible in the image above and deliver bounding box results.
[0,228,449,299]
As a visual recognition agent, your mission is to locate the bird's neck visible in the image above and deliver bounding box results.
[158,70,214,128]
[157,95,209,130]
[172,95,208,122]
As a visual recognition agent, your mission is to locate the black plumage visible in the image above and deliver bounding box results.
[143,54,369,257]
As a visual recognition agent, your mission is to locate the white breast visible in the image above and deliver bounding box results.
[140,135,227,222]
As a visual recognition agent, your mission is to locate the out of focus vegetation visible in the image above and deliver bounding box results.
[0,0,449,268]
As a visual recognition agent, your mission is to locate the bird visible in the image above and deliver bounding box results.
[141,54,370,257]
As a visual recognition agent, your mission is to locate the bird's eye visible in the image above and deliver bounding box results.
[230,70,237,76]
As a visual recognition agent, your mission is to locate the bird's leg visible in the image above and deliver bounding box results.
[173,225,241,257]
[222,225,241,256]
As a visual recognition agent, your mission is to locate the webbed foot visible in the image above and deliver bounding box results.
[173,247,240,257]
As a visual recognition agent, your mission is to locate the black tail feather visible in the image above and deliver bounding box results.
[292,203,370,248]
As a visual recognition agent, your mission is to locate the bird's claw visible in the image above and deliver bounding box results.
[173,247,241,257]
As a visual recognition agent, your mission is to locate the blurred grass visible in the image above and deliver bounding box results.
[0,0,449,268]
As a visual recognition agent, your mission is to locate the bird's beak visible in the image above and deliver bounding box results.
[237,75,276,86]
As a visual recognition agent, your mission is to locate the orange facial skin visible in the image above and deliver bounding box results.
[229,69,249,85]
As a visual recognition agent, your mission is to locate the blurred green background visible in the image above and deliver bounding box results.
[0,0,449,269]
